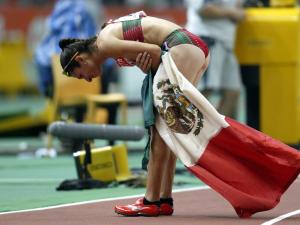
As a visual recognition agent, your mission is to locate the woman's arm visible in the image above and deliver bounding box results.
[100,36,161,71]
[199,3,245,23]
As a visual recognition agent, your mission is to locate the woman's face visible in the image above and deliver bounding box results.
[72,53,102,82]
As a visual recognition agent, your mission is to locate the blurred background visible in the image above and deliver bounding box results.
[1,0,300,212]
[0,0,190,155]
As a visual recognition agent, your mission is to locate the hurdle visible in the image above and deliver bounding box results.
[48,121,145,189]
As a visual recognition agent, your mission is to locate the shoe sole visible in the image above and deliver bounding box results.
[115,209,159,217]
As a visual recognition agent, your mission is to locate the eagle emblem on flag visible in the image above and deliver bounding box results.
[155,79,204,135]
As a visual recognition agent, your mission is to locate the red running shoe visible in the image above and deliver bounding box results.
[115,198,160,217]
[159,203,174,215]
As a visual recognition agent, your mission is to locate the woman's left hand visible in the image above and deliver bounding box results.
[136,52,152,74]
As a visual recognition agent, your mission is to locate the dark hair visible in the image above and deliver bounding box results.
[59,36,97,75]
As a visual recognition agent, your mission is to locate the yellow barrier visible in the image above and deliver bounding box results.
[0,40,37,95]
[270,0,297,7]
[73,144,132,182]
[236,8,300,144]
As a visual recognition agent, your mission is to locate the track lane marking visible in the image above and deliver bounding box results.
[0,178,62,183]
[261,209,300,225]
[0,186,210,215]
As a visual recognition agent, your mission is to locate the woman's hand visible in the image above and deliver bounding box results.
[136,52,152,74]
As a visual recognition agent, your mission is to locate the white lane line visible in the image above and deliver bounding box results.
[0,178,62,183]
[0,185,210,215]
[261,209,300,225]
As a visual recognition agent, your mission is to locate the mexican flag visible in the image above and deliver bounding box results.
[153,52,300,218]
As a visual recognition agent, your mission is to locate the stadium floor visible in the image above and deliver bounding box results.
[0,153,203,212]
[1,177,299,225]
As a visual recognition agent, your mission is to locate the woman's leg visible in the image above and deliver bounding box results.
[114,127,168,216]
[145,127,170,201]
[160,149,176,198]
[157,44,208,197]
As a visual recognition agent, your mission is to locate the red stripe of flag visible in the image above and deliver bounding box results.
[188,117,300,218]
